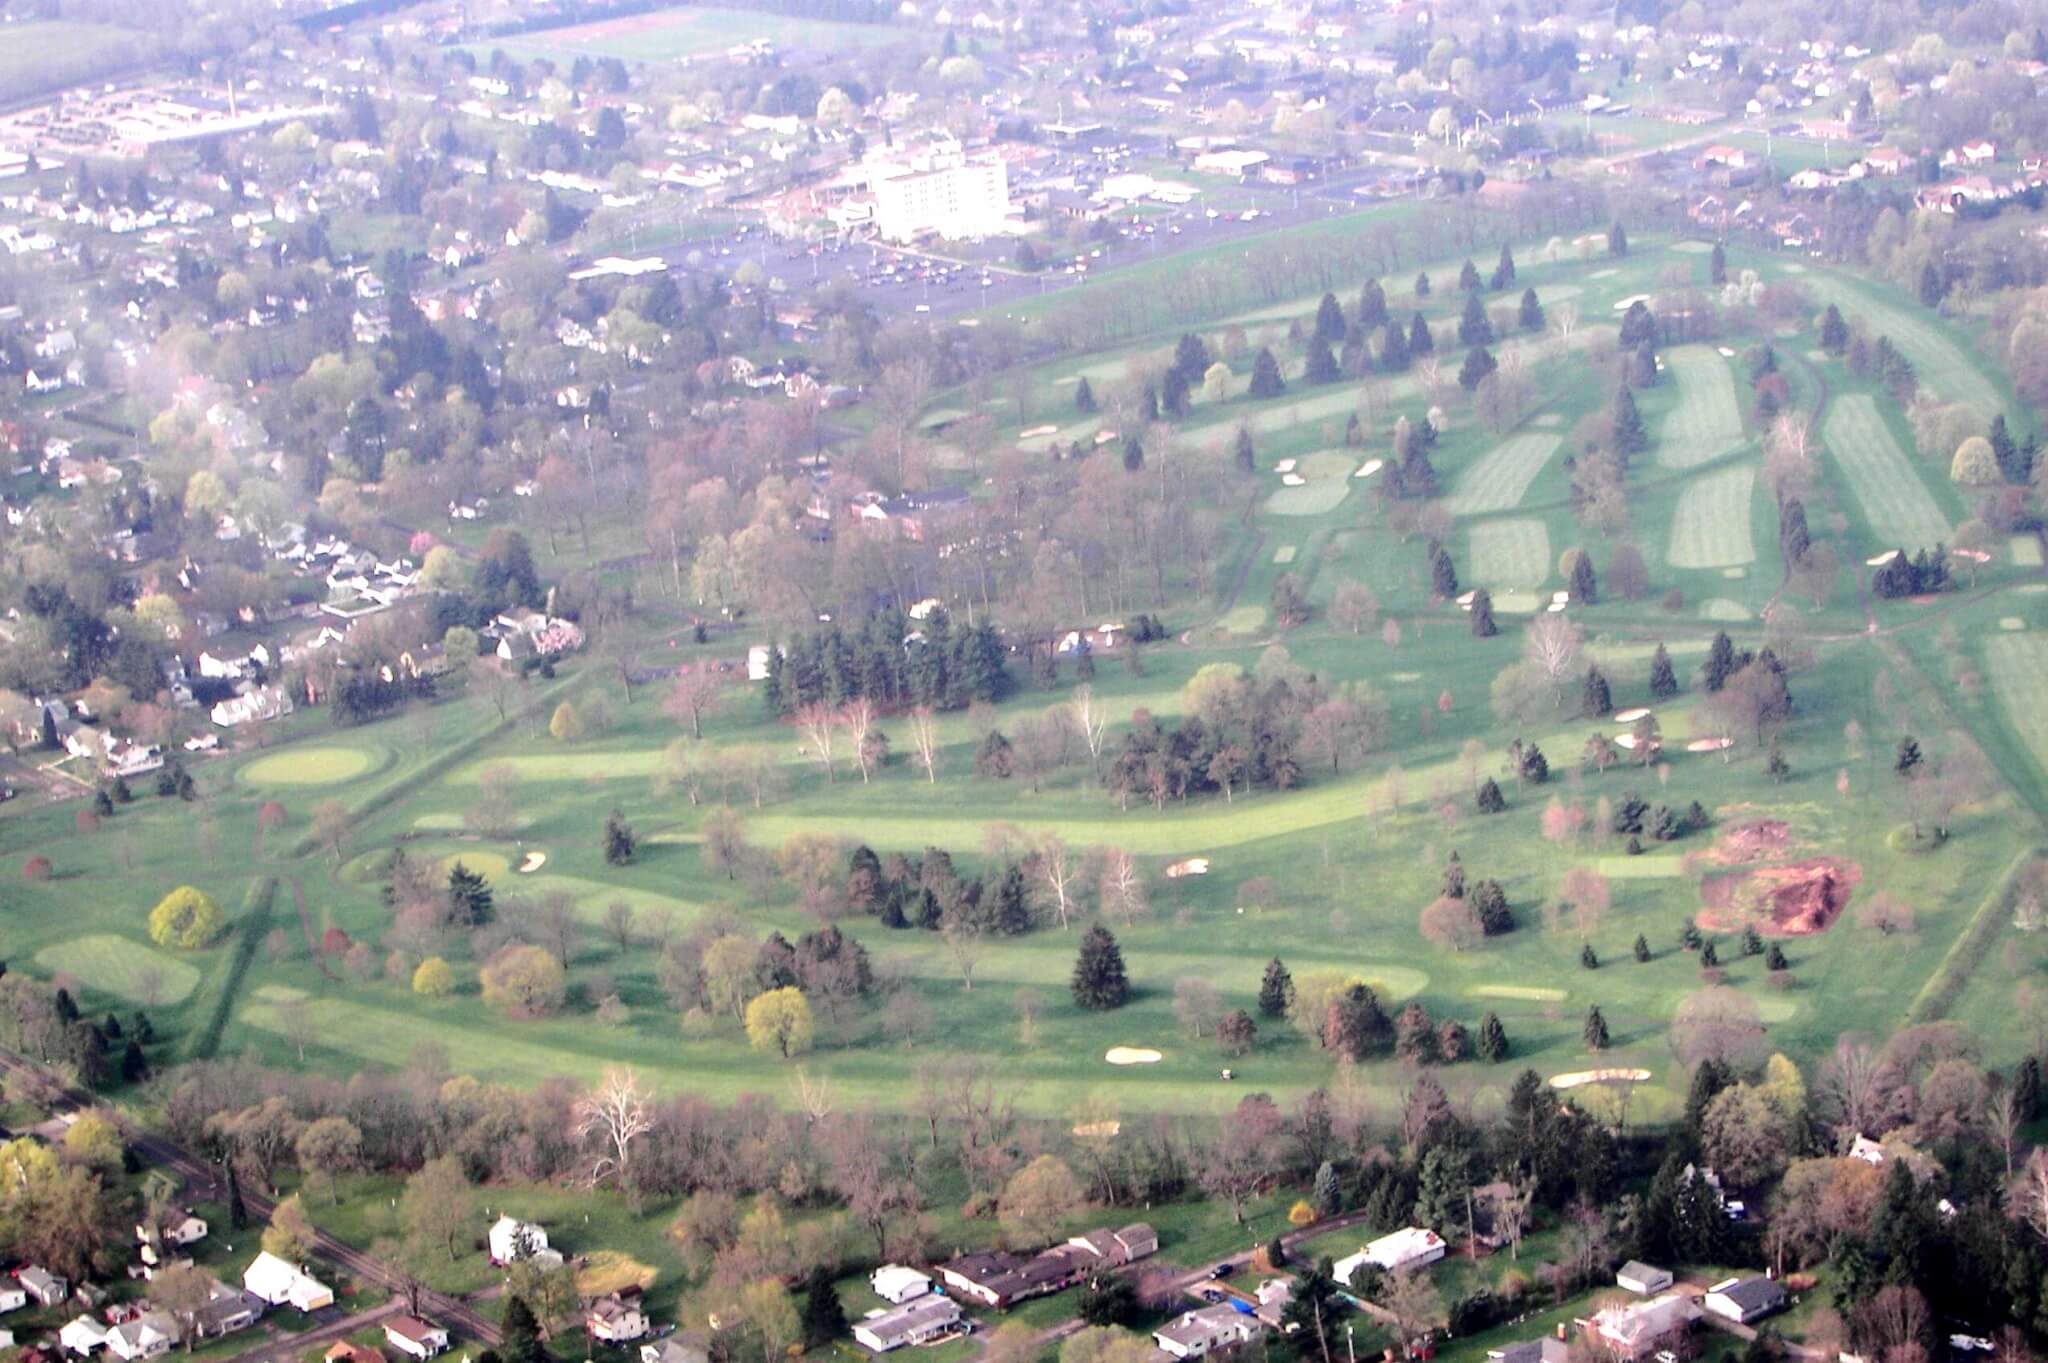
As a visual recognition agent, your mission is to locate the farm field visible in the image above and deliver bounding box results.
[0,19,145,102]
[1822,393,1953,552]
[482,6,915,62]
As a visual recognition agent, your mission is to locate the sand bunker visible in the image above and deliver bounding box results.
[1614,707,1652,723]
[1020,424,1058,439]
[1616,733,1659,752]
[1547,601,1568,613]
[1281,473,1306,486]
[1094,430,1119,446]
[1955,548,1992,563]
[1713,819,1791,864]
[1867,550,1900,567]
[1551,1068,1652,1089]
[1456,590,1477,606]
[1699,856,1862,936]
[1073,1119,1122,1138]
[1105,1047,1163,1065]
[1354,459,1384,479]
[1717,347,1737,358]
[1165,857,1211,879]
[1687,737,1734,752]
[518,850,547,873]
[1612,293,1653,312]
[1274,458,1298,474]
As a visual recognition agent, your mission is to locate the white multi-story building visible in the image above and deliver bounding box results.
[872,156,1010,242]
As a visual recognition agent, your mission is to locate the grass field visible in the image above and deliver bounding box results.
[1445,433,1562,515]
[483,6,914,62]
[241,746,381,788]
[1264,480,1352,516]
[34,935,200,1005]
[1666,463,1758,569]
[1656,348,1747,469]
[1822,394,1952,552]
[1816,276,2009,422]
[1985,635,2048,782]
[0,20,145,102]
[1468,518,1553,587]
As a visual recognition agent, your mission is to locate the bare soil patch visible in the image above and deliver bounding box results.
[1698,856,1861,936]
[1711,819,1792,865]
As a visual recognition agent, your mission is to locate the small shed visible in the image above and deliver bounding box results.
[1618,1262,1673,1296]
[868,1266,931,1305]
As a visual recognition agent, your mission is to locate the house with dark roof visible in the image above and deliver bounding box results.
[1704,1277,1786,1325]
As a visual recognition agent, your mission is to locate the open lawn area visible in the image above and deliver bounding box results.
[1822,394,1952,553]
[0,19,146,102]
[481,6,917,62]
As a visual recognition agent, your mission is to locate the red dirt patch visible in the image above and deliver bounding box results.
[1697,857,1862,936]
[1711,819,1792,864]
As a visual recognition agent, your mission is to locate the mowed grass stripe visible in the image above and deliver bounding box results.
[1656,347,1746,469]
[1822,395,1951,552]
[1821,276,2005,421]
[1469,518,1552,587]
[1666,463,1758,568]
[35,935,201,1005]
[1985,635,2048,780]
[1445,433,1562,515]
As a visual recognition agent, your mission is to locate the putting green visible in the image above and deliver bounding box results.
[439,850,512,881]
[1596,855,1687,878]
[243,746,379,788]
[1468,983,1567,1002]
[1216,604,1267,633]
[36,935,201,1005]
[1699,597,1751,621]
[2013,536,2043,567]
[1299,450,1357,480]
[1670,241,1715,254]
[1265,481,1352,516]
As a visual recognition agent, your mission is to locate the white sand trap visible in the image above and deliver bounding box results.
[1717,347,1737,358]
[1806,350,1830,363]
[1389,671,1423,682]
[1353,458,1384,479]
[1687,737,1734,752]
[1165,857,1211,879]
[1615,732,1641,750]
[2001,617,2027,631]
[1612,293,1653,313]
[1955,548,1992,563]
[1671,241,1713,254]
[1073,1119,1122,1138]
[518,850,548,873]
[2022,583,2048,595]
[1273,545,1298,565]
[1590,268,1617,279]
[1533,413,1563,427]
[1106,1047,1163,1065]
[1020,424,1059,439]
[1456,589,1477,606]
[1551,1067,1652,1089]
[1614,707,1652,723]
[1281,473,1306,486]
[1721,567,1747,579]
[1052,375,1079,387]
[1551,590,1570,604]
[1274,458,1298,474]
[1547,601,1568,612]
[1094,429,1119,445]
[1866,550,1900,567]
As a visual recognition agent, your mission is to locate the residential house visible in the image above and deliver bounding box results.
[487,1216,552,1266]
[1942,140,1996,167]
[383,1317,450,1359]
[1252,1279,1294,1327]
[851,1295,962,1353]
[0,1279,26,1314]
[868,1266,931,1304]
[210,686,294,729]
[1703,1277,1786,1325]
[1586,1293,1701,1361]
[189,1282,262,1340]
[241,1252,333,1312]
[1065,1223,1159,1267]
[59,1315,109,1355]
[20,1267,68,1307]
[1153,1305,1260,1360]
[103,1313,177,1361]
[584,1291,649,1345]
[1692,144,1749,171]
[1848,1134,1887,1164]
[1617,1262,1673,1296]
[1862,146,1909,176]
[1333,1227,1446,1284]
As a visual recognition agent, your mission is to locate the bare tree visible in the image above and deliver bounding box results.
[907,707,940,783]
[1815,1037,1886,1140]
[943,920,983,991]
[842,698,878,784]
[574,1067,653,1189]
[1551,301,1579,342]
[795,702,838,783]
[602,900,635,951]
[1069,685,1108,770]
[663,667,727,740]
[1099,849,1149,927]
[1033,833,1084,930]
[1522,613,1584,696]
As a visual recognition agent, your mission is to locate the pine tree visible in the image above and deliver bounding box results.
[1409,311,1433,354]
[1819,304,1848,354]
[1312,1160,1343,1215]
[1415,270,1431,297]
[1919,261,1943,308]
[1442,850,1466,899]
[1459,291,1493,346]
[1457,345,1497,391]
[1248,347,1285,399]
[1172,332,1210,384]
[120,1038,147,1083]
[2017,1056,2043,1121]
[1072,925,1129,1010]
[1258,957,1295,1018]
[1470,589,1498,637]
[1518,286,1543,332]
[227,1165,247,1229]
[1896,735,1923,775]
[1700,940,1720,968]
[1742,926,1764,956]
[1583,1005,1609,1049]
[1767,742,1790,782]
[1162,365,1190,417]
[602,810,636,865]
[1234,424,1256,473]
[1710,241,1727,286]
[1459,258,1482,292]
[1607,221,1629,256]
[1581,944,1599,970]
[1074,376,1096,413]
[1990,414,2020,482]
[1305,336,1340,384]
[801,1269,850,1349]
[499,1295,547,1363]
[1703,631,1738,693]
[1634,934,1651,963]
[1478,1011,1509,1062]
[1356,279,1388,331]
[1140,383,1159,423]
[1570,552,1598,604]
[1476,777,1505,813]
[1431,545,1459,598]
[1379,320,1410,371]
[1611,386,1648,455]
[1582,666,1612,717]
[1315,291,1346,343]
[1472,879,1514,934]
[1765,942,1788,972]
[1494,243,1517,290]
[1122,435,1144,472]
[1681,922,1703,951]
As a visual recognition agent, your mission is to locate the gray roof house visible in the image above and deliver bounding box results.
[1704,1277,1787,1325]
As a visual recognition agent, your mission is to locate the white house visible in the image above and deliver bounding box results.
[852,1296,962,1353]
[104,1313,178,1361]
[1153,1305,1260,1360]
[585,1292,649,1344]
[1334,1227,1446,1284]
[487,1215,550,1265]
[20,1266,69,1306]
[869,1266,931,1304]
[60,1315,110,1355]
[241,1252,334,1312]
[1588,1294,1702,1361]
[1617,1262,1673,1296]
[384,1317,450,1358]
[0,1279,26,1314]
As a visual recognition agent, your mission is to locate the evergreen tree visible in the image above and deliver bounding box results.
[499,1295,548,1363]
[1990,414,2020,482]
[1415,270,1431,297]
[801,1270,850,1349]
[1611,386,1648,456]
[1570,552,1598,604]
[1767,742,1790,782]
[1161,365,1190,417]
[1919,261,1944,308]
[1472,879,1514,934]
[1581,944,1599,970]
[1470,589,1498,637]
[1442,850,1466,899]
[1710,242,1727,286]
[1258,958,1295,1018]
[1607,221,1629,256]
[1378,320,1410,371]
[1072,926,1129,1010]
[1459,258,1482,292]
[1517,743,1549,785]
[1702,631,1738,693]
[1074,376,1096,413]
[1234,425,1257,473]
[1742,925,1764,956]
[447,863,494,926]
[1583,1005,1609,1049]
[1312,1160,1343,1215]
[1518,287,1543,332]
[1476,777,1505,813]
[1122,435,1144,472]
[1315,291,1346,343]
[1493,243,1517,291]
[1631,341,1658,389]
[1172,332,1210,384]
[1477,1011,1509,1062]
[1431,545,1459,598]
[1819,304,1848,354]
[1140,383,1159,423]
[1634,934,1651,963]
[1765,942,1788,972]
[1582,666,1612,717]
[1700,940,1720,968]
[227,1165,246,1229]
[1409,311,1434,354]
[1356,279,1389,332]
[602,810,636,866]
[1304,336,1340,384]
[1248,347,1286,399]
[2016,1055,2042,1121]
[1896,735,1923,775]
[992,864,1033,935]
[1681,922,1703,951]
[120,1038,147,1083]
[1459,292,1493,346]
[1457,346,1497,391]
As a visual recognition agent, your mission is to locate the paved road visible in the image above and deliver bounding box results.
[0,1050,502,1350]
